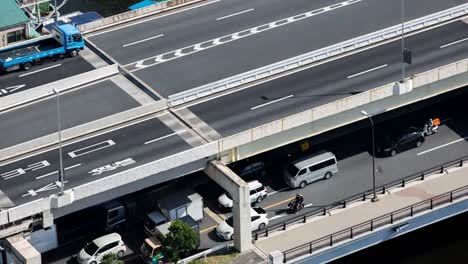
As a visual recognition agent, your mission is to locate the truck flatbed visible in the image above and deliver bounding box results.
[0,38,61,61]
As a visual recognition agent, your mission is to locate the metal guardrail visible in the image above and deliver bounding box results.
[177,243,231,264]
[167,3,468,107]
[282,183,468,263]
[252,154,468,242]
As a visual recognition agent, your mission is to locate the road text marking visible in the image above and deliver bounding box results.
[123,34,164,47]
[417,137,468,156]
[2,160,50,180]
[19,64,62,78]
[88,158,136,176]
[250,95,293,110]
[440,37,468,49]
[347,64,388,79]
[217,9,255,21]
[68,140,116,158]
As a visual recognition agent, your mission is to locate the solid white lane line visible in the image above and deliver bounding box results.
[65,163,82,170]
[440,37,468,49]
[122,34,164,47]
[144,131,184,145]
[35,164,81,180]
[250,95,294,110]
[19,64,62,78]
[304,203,313,208]
[347,64,388,79]
[217,8,255,21]
[418,137,468,156]
[36,171,58,180]
[269,214,288,221]
[68,140,116,158]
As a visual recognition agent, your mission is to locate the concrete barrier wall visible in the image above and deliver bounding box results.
[0,64,118,113]
[0,211,9,225]
[0,102,165,162]
[2,59,467,225]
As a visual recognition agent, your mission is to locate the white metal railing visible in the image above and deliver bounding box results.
[177,243,231,264]
[167,3,468,107]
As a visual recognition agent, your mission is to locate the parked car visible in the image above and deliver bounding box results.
[377,128,425,156]
[231,161,267,181]
[218,180,268,209]
[216,207,268,240]
[78,233,126,264]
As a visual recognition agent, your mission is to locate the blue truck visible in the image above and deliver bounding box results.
[0,24,84,72]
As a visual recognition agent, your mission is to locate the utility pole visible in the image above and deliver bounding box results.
[53,89,64,196]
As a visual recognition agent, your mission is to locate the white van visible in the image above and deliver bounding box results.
[284,152,338,188]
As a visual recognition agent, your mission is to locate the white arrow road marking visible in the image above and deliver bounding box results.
[23,181,69,197]
[134,60,146,69]
[5,84,26,93]
[1,169,26,180]
[26,160,50,171]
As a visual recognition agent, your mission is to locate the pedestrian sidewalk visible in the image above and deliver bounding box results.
[253,164,468,255]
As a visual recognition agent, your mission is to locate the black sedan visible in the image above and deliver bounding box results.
[376,128,425,157]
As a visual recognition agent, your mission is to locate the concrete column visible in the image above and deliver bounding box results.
[41,210,53,229]
[204,160,252,252]
[4,235,41,264]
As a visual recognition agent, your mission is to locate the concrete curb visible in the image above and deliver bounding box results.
[0,64,119,114]
[0,101,166,163]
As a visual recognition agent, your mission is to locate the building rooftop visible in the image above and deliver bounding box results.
[0,0,29,29]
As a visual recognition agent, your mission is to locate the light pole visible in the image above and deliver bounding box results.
[401,0,405,82]
[53,88,64,196]
[361,111,378,202]
[54,0,59,22]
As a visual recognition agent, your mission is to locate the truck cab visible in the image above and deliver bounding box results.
[51,24,84,57]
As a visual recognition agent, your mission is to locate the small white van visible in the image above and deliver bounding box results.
[284,152,338,188]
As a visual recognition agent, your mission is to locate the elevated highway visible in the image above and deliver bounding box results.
[0,1,467,262]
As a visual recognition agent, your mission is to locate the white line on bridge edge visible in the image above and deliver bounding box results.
[250,95,293,110]
[347,64,388,79]
[417,137,468,156]
[144,131,185,145]
[19,64,62,78]
[122,34,164,48]
[217,9,255,21]
[440,37,468,49]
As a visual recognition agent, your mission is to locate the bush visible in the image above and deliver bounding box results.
[162,220,198,262]
[101,253,124,264]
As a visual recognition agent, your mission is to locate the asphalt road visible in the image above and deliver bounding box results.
[0,55,94,97]
[0,80,139,149]
[89,0,466,96]
[0,117,191,205]
[187,20,468,137]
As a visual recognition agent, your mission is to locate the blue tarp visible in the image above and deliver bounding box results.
[44,12,103,31]
[129,0,156,10]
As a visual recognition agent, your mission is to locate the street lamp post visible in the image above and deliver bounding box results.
[53,89,64,196]
[54,0,59,22]
[361,111,378,202]
[401,0,406,83]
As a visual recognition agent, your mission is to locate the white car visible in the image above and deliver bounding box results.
[218,180,268,209]
[78,233,126,264]
[216,207,269,240]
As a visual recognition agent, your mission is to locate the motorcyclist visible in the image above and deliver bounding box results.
[424,118,434,136]
[293,193,304,213]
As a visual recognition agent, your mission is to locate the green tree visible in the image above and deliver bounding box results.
[162,220,198,262]
[101,253,124,264]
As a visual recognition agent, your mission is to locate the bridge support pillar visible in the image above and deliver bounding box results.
[4,235,40,264]
[204,160,251,252]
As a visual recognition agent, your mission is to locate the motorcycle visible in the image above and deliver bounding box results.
[423,118,440,137]
[287,200,305,214]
